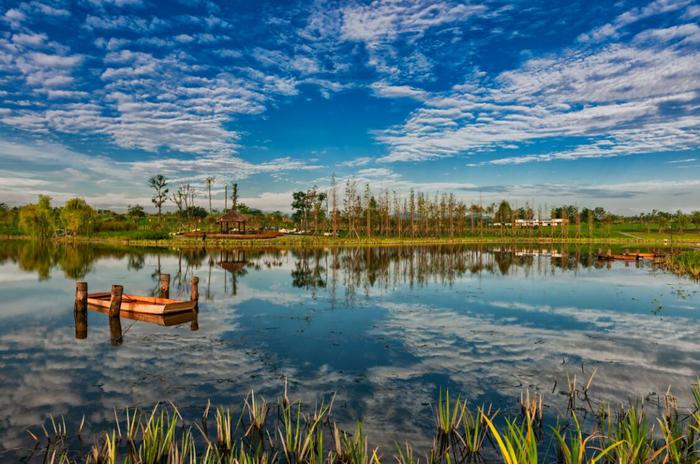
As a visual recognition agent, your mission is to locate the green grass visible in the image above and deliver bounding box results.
[24,379,700,464]
[665,250,700,279]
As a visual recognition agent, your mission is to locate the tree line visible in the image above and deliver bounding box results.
[2,174,700,239]
[290,179,700,238]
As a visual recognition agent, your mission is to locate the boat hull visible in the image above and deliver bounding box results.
[87,292,196,315]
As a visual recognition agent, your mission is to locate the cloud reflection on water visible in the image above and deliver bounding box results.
[0,242,698,458]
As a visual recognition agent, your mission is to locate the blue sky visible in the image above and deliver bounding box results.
[0,0,699,213]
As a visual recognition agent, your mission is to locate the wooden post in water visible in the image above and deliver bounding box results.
[109,315,123,346]
[108,284,123,345]
[75,281,88,312]
[74,281,88,339]
[159,273,170,299]
[109,284,123,317]
[191,276,200,312]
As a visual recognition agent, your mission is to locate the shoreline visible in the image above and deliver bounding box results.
[4,233,699,249]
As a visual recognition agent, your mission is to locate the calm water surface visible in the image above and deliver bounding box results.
[0,241,698,458]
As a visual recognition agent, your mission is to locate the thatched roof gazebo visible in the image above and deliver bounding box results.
[218,211,248,234]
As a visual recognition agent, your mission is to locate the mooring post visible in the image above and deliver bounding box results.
[159,273,170,299]
[75,281,88,312]
[191,312,199,331]
[191,276,200,311]
[109,284,123,317]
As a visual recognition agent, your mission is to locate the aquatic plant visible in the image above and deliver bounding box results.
[24,380,700,464]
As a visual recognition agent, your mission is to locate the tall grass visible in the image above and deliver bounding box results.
[25,379,700,464]
[665,251,700,279]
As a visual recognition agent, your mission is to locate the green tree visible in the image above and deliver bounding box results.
[691,210,700,231]
[127,204,146,219]
[231,183,239,211]
[292,191,312,231]
[495,200,512,225]
[148,175,168,224]
[19,195,55,239]
[60,198,95,236]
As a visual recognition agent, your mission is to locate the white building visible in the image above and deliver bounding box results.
[514,218,568,227]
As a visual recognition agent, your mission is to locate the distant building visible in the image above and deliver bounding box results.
[514,218,568,227]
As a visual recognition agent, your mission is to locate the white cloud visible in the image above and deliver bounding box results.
[375,6,700,164]
[578,0,692,43]
[370,81,427,100]
[341,0,485,43]
[0,138,323,210]
[339,156,373,167]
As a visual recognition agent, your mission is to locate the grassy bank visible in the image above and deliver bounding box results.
[42,232,700,250]
[665,250,700,279]
[25,380,700,464]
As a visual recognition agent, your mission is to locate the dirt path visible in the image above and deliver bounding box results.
[618,231,644,240]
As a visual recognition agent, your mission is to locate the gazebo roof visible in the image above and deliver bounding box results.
[218,211,247,223]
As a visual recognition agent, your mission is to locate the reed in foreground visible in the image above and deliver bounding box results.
[25,379,700,464]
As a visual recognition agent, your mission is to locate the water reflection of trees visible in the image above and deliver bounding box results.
[290,249,326,297]
[0,241,663,295]
[284,245,633,303]
[0,241,102,280]
[0,241,179,281]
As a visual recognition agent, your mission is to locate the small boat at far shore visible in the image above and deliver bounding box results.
[622,251,665,259]
[597,251,666,261]
[87,292,196,315]
[597,254,637,261]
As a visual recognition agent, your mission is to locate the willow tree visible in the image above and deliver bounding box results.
[19,195,55,239]
[60,198,95,236]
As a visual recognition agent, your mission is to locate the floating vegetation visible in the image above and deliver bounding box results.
[23,379,700,464]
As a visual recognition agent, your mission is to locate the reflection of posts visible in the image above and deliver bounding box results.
[74,308,87,339]
[190,311,199,331]
[159,273,170,299]
[74,281,88,339]
[109,315,123,346]
[191,276,199,312]
[109,284,123,345]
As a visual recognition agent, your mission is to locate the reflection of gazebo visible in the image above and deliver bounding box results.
[218,211,247,234]
[217,250,248,271]
[217,249,248,295]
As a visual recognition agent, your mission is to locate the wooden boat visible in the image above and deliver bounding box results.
[597,254,637,261]
[622,251,665,260]
[87,292,196,315]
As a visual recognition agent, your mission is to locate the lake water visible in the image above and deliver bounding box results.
[0,241,698,459]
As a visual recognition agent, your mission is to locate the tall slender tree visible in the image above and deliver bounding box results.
[330,174,338,236]
[148,175,168,224]
[205,177,215,213]
[231,183,239,211]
